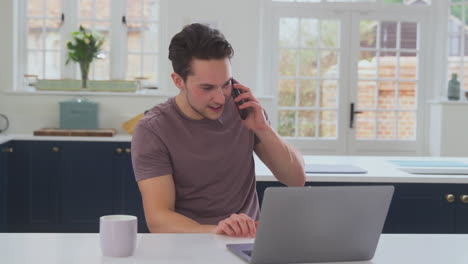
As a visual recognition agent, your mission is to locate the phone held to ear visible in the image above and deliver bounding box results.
[231,78,248,120]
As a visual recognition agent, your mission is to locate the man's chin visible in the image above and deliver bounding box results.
[204,107,224,120]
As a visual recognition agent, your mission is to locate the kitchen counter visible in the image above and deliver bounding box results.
[0,233,467,264]
[2,134,468,183]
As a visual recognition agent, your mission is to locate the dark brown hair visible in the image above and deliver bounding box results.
[168,23,234,81]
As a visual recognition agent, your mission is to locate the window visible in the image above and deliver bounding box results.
[448,0,468,94]
[25,0,62,80]
[265,0,432,154]
[19,0,162,91]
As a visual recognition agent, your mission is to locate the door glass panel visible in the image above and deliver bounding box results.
[278,17,340,139]
[356,20,419,140]
[298,111,316,137]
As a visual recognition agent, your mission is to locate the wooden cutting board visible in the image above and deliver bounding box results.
[33,128,117,137]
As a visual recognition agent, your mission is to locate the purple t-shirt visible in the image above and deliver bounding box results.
[131,97,259,225]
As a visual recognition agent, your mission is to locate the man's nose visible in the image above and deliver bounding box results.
[213,87,226,104]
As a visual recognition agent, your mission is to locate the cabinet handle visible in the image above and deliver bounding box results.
[125,148,131,154]
[115,148,123,154]
[1,147,13,153]
[460,195,468,204]
[446,194,455,203]
[52,147,60,153]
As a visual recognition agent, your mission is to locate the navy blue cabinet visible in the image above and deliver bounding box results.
[6,140,148,233]
[0,142,13,232]
[60,141,118,232]
[256,181,468,234]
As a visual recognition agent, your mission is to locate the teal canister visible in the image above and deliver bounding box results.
[448,73,460,101]
[60,98,98,129]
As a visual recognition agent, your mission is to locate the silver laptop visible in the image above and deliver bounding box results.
[227,186,394,264]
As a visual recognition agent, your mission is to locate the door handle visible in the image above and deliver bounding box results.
[460,195,468,204]
[349,103,363,129]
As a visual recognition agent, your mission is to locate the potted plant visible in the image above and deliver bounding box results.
[65,25,105,89]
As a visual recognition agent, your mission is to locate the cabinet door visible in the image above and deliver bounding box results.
[117,143,148,233]
[28,141,63,232]
[6,141,30,232]
[0,142,10,232]
[455,185,468,233]
[384,183,456,234]
[60,142,118,232]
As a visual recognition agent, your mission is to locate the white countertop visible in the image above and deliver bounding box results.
[0,133,132,144]
[0,233,467,264]
[2,134,468,183]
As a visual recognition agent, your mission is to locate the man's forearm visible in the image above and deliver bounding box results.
[255,126,306,186]
[147,210,216,234]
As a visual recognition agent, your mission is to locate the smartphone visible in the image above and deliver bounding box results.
[231,78,248,120]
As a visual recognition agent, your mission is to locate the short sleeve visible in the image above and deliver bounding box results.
[131,120,173,181]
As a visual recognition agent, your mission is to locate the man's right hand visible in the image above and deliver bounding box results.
[212,213,258,238]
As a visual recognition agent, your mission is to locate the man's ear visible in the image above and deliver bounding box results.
[171,72,185,91]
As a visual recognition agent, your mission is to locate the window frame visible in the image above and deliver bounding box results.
[15,0,169,94]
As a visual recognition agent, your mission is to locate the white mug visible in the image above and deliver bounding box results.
[99,215,138,257]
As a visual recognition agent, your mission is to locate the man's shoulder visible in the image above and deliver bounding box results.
[136,97,177,133]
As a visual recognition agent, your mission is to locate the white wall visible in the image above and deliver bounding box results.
[0,0,271,134]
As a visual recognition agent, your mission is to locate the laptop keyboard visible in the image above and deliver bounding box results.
[242,250,252,257]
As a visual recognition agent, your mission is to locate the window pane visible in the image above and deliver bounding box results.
[44,51,60,79]
[28,19,43,49]
[279,48,297,76]
[360,20,377,48]
[278,110,296,137]
[127,54,142,80]
[96,0,111,20]
[401,22,417,50]
[319,50,338,78]
[279,79,296,107]
[319,111,336,138]
[127,30,141,52]
[300,19,319,48]
[320,20,339,48]
[379,52,397,79]
[142,23,159,53]
[27,51,43,77]
[380,21,397,49]
[45,0,60,17]
[280,18,299,47]
[143,55,158,81]
[299,79,316,107]
[398,111,416,139]
[398,81,416,110]
[127,0,143,21]
[378,81,396,110]
[28,0,44,17]
[447,62,462,83]
[299,49,318,76]
[92,55,109,80]
[399,54,417,79]
[358,51,377,79]
[143,0,159,20]
[45,20,61,50]
[320,80,337,108]
[357,81,377,109]
[356,111,375,139]
[298,110,315,137]
[79,0,93,19]
[377,111,396,139]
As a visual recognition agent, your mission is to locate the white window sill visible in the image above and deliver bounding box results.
[3,88,173,97]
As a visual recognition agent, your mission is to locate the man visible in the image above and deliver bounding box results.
[132,23,305,238]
